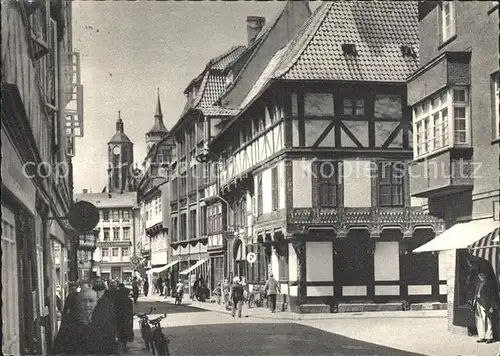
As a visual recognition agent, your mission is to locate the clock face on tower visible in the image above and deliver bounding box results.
[113,146,121,155]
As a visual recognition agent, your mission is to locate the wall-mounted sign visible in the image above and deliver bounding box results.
[246,252,257,264]
[131,256,140,265]
[68,200,99,232]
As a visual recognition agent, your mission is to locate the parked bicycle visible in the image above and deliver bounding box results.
[149,314,170,356]
[247,285,267,308]
[134,307,155,352]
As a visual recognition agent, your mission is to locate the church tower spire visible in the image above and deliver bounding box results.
[146,88,169,152]
[116,110,124,132]
[107,111,134,193]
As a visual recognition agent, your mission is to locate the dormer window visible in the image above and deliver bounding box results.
[342,43,357,56]
[440,1,456,43]
[401,44,416,58]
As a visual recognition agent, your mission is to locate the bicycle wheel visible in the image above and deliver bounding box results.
[155,335,170,356]
[248,295,255,308]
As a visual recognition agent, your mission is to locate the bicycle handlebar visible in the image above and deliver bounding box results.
[134,307,155,318]
[148,313,167,325]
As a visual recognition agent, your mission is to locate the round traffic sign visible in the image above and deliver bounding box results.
[131,256,140,265]
[246,252,257,264]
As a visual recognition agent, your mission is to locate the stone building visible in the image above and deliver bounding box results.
[409,1,499,334]
[1,0,82,353]
[208,1,445,313]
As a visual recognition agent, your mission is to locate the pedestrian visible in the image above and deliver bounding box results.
[116,283,134,354]
[143,278,149,297]
[175,280,184,304]
[222,278,230,307]
[62,282,79,317]
[473,271,499,344]
[132,276,140,303]
[230,277,244,318]
[264,274,280,313]
[90,279,118,354]
[213,282,222,305]
[158,277,164,296]
[52,286,98,355]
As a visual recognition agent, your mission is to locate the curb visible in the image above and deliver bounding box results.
[141,296,447,321]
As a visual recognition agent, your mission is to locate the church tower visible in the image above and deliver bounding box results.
[145,88,169,152]
[107,111,134,193]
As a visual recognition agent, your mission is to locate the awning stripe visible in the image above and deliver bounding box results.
[179,259,208,275]
[468,228,499,278]
[146,260,179,275]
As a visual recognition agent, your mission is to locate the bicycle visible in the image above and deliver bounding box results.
[148,314,170,356]
[134,307,155,352]
[247,286,267,308]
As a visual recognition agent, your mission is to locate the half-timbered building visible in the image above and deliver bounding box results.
[209,1,445,313]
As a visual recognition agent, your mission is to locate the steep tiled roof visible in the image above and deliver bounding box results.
[275,1,419,82]
[211,46,246,71]
[198,75,226,108]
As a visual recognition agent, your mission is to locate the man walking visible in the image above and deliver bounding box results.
[473,271,499,344]
[230,277,244,318]
[264,274,280,313]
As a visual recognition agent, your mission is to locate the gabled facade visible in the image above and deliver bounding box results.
[137,93,176,291]
[2,0,82,353]
[209,1,445,313]
[408,1,499,333]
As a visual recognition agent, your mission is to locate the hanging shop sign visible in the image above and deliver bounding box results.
[67,200,99,232]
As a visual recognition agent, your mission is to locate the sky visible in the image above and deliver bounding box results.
[72,1,320,194]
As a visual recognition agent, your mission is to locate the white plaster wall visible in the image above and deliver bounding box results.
[343,286,367,296]
[343,160,372,207]
[271,252,279,280]
[288,243,298,282]
[292,120,300,147]
[279,161,286,209]
[439,251,450,281]
[307,286,334,296]
[262,168,273,214]
[408,285,432,295]
[374,241,400,281]
[375,285,400,296]
[292,160,312,208]
[411,197,425,207]
[306,242,333,282]
[289,285,298,296]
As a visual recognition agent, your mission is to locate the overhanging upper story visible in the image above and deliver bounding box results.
[408,1,499,200]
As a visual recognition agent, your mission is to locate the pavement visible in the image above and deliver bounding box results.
[123,295,500,356]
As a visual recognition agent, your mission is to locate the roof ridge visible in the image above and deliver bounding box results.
[218,0,293,102]
[274,2,334,79]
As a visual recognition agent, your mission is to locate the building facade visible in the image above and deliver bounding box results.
[209,1,446,313]
[1,0,83,353]
[408,1,499,334]
[138,91,176,292]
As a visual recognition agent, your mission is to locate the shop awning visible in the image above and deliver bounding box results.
[146,260,179,275]
[468,227,499,277]
[179,259,207,276]
[413,219,499,253]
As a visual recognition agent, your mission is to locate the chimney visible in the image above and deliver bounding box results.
[82,189,88,194]
[247,16,265,44]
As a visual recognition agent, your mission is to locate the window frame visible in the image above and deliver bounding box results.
[112,247,119,257]
[312,161,338,208]
[257,174,263,216]
[123,227,130,240]
[271,167,279,211]
[378,161,405,208]
[440,1,456,44]
[413,86,470,159]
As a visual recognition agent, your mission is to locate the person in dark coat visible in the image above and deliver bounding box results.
[52,287,98,355]
[473,271,500,343]
[157,277,164,296]
[116,283,134,354]
[143,279,149,297]
[62,282,79,317]
[132,277,139,303]
[89,280,118,354]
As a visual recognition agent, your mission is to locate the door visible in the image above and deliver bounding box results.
[2,205,20,355]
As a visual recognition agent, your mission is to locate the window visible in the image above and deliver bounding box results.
[103,228,110,241]
[113,210,120,221]
[172,217,178,242]
[343,97,364,116]
[200,206,207,236]
[379,162,405,207]
[171,178,178,201]
[271,167,279,211]
[102,209,109,221]
[180,214,187,241]
[257,175,263,216]
[440,1,456,43]
[121,247,129,257]
[112,247,119,257]
[101,248,109,257]
[123,210,130,221]
[413,87,469,158]
[123,227,130,240]
[189,210,197,239]
[313,161,338,208]
[240,198,246,227]
[304,93,334,117]
[113,228,120,241]
[492,72,500,141]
